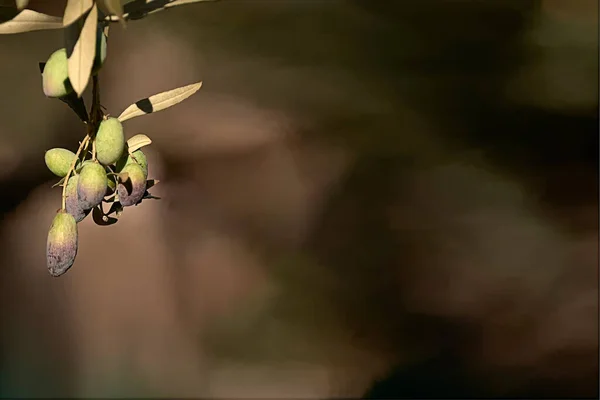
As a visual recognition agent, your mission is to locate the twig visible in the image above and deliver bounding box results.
[60,73,103,210]
[90,74,102,128]
[61,135,90,210]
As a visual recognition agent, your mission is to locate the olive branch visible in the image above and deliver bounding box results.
[0,0,210,277]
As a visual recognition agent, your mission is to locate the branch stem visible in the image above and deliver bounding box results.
[60,73,103,210]
[61,135,90,210]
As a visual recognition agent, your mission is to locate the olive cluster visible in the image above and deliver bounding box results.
[43,40,151,274]
[2,1,204,279]
[45,115,154,277]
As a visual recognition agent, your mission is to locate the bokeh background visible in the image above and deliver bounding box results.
[0,0,598,398]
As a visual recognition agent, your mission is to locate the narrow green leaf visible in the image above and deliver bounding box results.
[15,0,29,11]
[0,9,62,34]
[126,133,152,152]
[63,0,94,27]
[117,81,202,123]
[67,3,97,97]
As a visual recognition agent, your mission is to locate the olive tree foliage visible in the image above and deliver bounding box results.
[0,0,211,277]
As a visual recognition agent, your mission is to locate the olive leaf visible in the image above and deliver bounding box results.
[126,133,152,152]
[58,91,90,122]
[117,81,202,123]
[0,9,63,34]
[100,0,125,27]
[165,0,215,7]
[63,0,94,27]
[15,0,29,11]
[67,3,97,97]
[119,0,215,22]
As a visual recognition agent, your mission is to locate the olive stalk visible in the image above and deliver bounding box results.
[60,75,103,210]
[60,135,90,210]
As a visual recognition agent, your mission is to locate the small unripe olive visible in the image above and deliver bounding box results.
[65,175,90,222]
[42,48,73,98]
[45,148,76,177]
[77,162,108,210]
[116,149,148,179]
[47,210,78,277]
[117,163,146,206]
[95,117,125,165]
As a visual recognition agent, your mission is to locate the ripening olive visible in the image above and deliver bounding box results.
[116,149,148,179]
[46,210,78,277]
[45,148,76,178]
[95,117,125,165]
[117,163,146,206]
[77,162,108,210]
[42,48,73,98]
[65,175,90,222]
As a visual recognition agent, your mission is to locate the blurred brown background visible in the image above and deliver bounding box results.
[0,0,598,398]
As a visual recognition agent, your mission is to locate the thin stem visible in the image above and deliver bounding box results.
[61,135,90,210]
[89,74,102,161]
[60,74,103,210]
[90,75,102,127]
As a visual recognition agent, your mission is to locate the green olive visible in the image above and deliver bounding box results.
[95,117,125,165]
[77,162,108,210]
[44,148,76,177]
[42,48,73,98]
[116,149,148,179]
